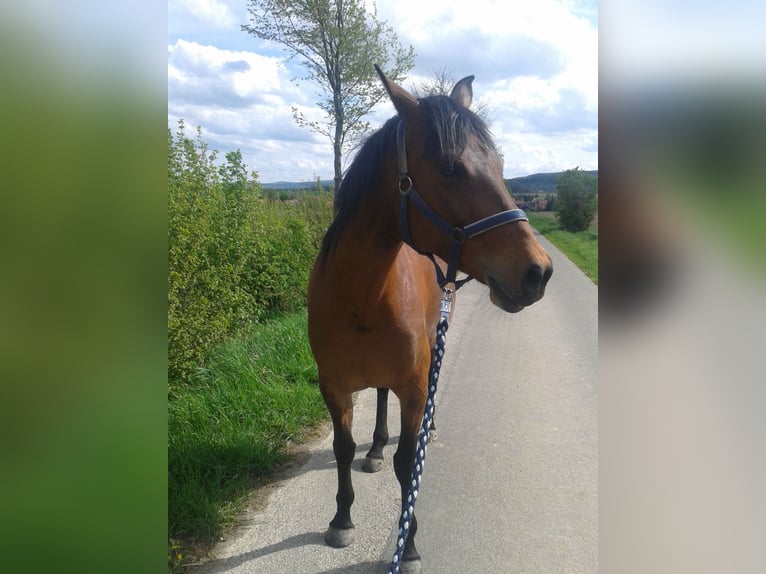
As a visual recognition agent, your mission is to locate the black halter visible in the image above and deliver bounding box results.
[396,120,528,289]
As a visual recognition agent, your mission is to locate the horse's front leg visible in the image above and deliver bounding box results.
[362,387,390,473]
[393,388,427,573]
[320,384,357,548]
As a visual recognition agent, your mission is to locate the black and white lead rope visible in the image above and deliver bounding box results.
[388,288,453,573]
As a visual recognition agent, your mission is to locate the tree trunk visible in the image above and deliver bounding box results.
[333,134,342,192]
[333,91,344,192]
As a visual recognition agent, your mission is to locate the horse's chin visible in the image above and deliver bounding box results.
[488,277,525,313]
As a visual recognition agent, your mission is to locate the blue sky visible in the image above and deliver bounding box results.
[168,0,598,183]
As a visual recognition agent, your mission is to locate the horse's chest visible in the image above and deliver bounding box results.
[343,316,419,363]
[313,310,426,387]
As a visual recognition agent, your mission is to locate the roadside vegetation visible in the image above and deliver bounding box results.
[554,167,598,233]
[168,122,333,571]
[520,168,598,284]
[527,211,598,285]
[526,211,598,284]
[168,312,326,564]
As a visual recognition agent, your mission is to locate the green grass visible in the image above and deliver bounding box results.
[167,310,326,552]
[527,212,599,283]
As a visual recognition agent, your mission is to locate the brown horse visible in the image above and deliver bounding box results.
[307,67,552,571]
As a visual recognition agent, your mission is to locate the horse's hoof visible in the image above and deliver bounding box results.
[324,526,355,548]
[399,558,422,574]
[361,456,384,473]
[428,429,438,443]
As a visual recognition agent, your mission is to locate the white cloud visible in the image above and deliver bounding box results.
[168,39,284,94]
[168,39,319,128]
[168,39,335,181]
[173,0,236,29]
[374,0,597,162]
[376,0,597,104]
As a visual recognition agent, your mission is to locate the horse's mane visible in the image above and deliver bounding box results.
[318,95,497,262]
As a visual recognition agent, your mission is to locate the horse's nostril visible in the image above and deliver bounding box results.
[524,263,551,297]
[524,265,543,295]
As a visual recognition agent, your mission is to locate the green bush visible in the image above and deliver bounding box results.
[168,123,254,382]
[244,198,330,317]
[168,121,333,383]
[555,167,598,232]
[246,210,305,315]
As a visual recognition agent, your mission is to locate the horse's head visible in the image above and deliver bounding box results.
[376,67,553,312]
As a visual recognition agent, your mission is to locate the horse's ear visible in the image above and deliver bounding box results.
[450,75,475,108]
[375,64,419,119]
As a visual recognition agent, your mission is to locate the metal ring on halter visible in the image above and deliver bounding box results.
[398,175,413,196]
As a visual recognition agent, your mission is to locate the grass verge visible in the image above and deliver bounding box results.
[168,310,326,568]
[527,212,599,283]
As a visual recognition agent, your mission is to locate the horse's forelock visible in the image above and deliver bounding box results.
[419,95,496,165]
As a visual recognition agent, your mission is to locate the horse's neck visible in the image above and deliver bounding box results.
[327,206,403,310]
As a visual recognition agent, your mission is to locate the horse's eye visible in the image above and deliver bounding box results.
[440,162,463,179]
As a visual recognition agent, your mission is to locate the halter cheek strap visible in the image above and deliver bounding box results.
[396,120,528,289]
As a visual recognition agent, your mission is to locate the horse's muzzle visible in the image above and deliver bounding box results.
[488,262,552,312]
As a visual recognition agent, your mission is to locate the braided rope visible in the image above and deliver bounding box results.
[388,313,450,573]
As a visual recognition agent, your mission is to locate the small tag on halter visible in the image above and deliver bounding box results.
[439,288,453,322]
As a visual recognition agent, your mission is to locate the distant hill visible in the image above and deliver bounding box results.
[261,170,597,194]
[505,170,598,195]
[261,180,333,191]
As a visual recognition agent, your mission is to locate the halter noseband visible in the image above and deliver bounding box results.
[396,120,528,290]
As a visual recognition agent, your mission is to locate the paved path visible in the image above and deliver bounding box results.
[195,233,597,574]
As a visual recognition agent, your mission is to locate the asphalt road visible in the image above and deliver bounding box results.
[195,233,597,574]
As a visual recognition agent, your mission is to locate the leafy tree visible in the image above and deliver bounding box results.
[555,167,598,232]
[242,0,415,191]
